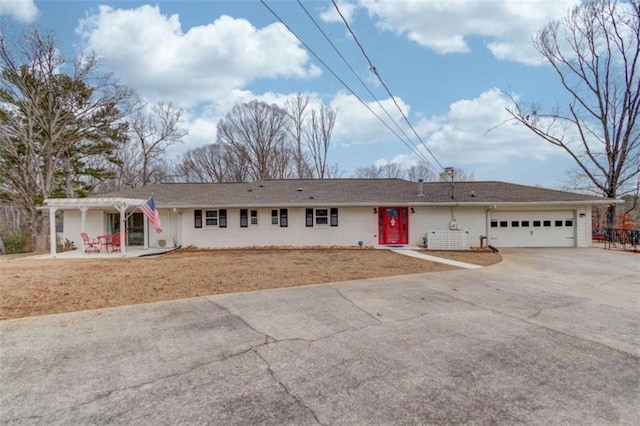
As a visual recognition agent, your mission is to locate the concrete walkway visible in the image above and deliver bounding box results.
[391,248,483,269]
[1,248,638,425]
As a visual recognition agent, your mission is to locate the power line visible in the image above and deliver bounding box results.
[295,0,436,170]
[259,0,435,169]
[331,0,445,170]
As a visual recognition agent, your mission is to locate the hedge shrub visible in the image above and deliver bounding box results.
[2,230,31,254]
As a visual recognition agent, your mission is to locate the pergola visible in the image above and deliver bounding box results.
[43,197,146,257]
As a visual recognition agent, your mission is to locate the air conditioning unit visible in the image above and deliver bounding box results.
[156,238,173,248]
[449,221,459,230]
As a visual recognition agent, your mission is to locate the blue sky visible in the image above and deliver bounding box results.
[1,0,586,187]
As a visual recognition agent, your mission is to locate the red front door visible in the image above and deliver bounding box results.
[378,207,409,245]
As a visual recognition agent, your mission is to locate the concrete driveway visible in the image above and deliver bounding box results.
[1,248,638,425]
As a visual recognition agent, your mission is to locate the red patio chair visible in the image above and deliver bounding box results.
[110,233,121,253]
[80,232,101,253]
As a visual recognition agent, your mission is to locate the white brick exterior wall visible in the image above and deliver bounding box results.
[62,204,594,249]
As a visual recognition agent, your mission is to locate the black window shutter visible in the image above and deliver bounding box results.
[194,210,202,228]
[306,208,313,227]
[219,209,227,228]
[240,209,248,228]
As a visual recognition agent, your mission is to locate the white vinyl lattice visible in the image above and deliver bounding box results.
[426,230,470,250]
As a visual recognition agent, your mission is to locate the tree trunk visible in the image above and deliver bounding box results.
[31,210,49,252]
[606,182,617,238]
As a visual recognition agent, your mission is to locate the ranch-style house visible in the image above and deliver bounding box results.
[43,178,617,256]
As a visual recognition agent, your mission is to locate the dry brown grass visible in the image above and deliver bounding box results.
[0,249,501,320]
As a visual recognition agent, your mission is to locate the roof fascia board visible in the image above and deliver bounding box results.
[158,200,618,209]
[43,198,146,209]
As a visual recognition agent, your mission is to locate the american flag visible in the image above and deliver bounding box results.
[140,196,163,233]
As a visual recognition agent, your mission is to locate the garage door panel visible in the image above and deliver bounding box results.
[489,211,575,247]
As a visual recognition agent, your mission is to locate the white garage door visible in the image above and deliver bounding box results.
[489,211,576,247]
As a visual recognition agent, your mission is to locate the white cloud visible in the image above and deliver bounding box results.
[415,88,562,165]
[320,1,357,24]
[359,0,581,64]
[174,108,218,157]
[76,5,320,107]
[374,153,417,169]
[330,92,410,145]
[0,0,37,22]
[367,88,566,171]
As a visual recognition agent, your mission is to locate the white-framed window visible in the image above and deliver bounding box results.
[315,209,328,225]
[204,209,227,228]
[270,209,287,227]
[206,210,218,227]
[306,208,339,227]
[241,209,259,228]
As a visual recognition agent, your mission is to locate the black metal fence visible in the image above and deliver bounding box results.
[595,228,640,251]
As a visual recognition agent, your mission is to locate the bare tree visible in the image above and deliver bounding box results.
[114,101,187,188]
[406,162,437,182]
[285,93,313,178]
[223,146,250,182]
[438,168,475,182]
[353,165,384,178]
[353,162,474,181]
[380,163,405,178]
[217,100,293,181]
[325,162,345,178]
[506,0,640,231]
[174,144,231,182]
[352,163,405,178]
[0,29,131,251]
[305,104,337,179]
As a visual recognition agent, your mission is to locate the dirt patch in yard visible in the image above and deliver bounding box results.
[0,249,501,320]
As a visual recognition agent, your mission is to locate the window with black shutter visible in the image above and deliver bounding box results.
[330,208,338,227]
[306,209,314,227]
[240,209,248,228]
[194,210,202,228]
[219,209,227,228]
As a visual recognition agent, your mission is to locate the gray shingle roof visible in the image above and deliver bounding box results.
[95,179,612,207]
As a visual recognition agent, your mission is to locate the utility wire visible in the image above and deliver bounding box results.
[295,0,436,170]
[331,0,445,170]
[259,0,434,168]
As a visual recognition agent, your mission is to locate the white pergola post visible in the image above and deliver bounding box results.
[116,204,128,256]
[49,207,58,257]
[143,214,148,249]
[79,205,89,233]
